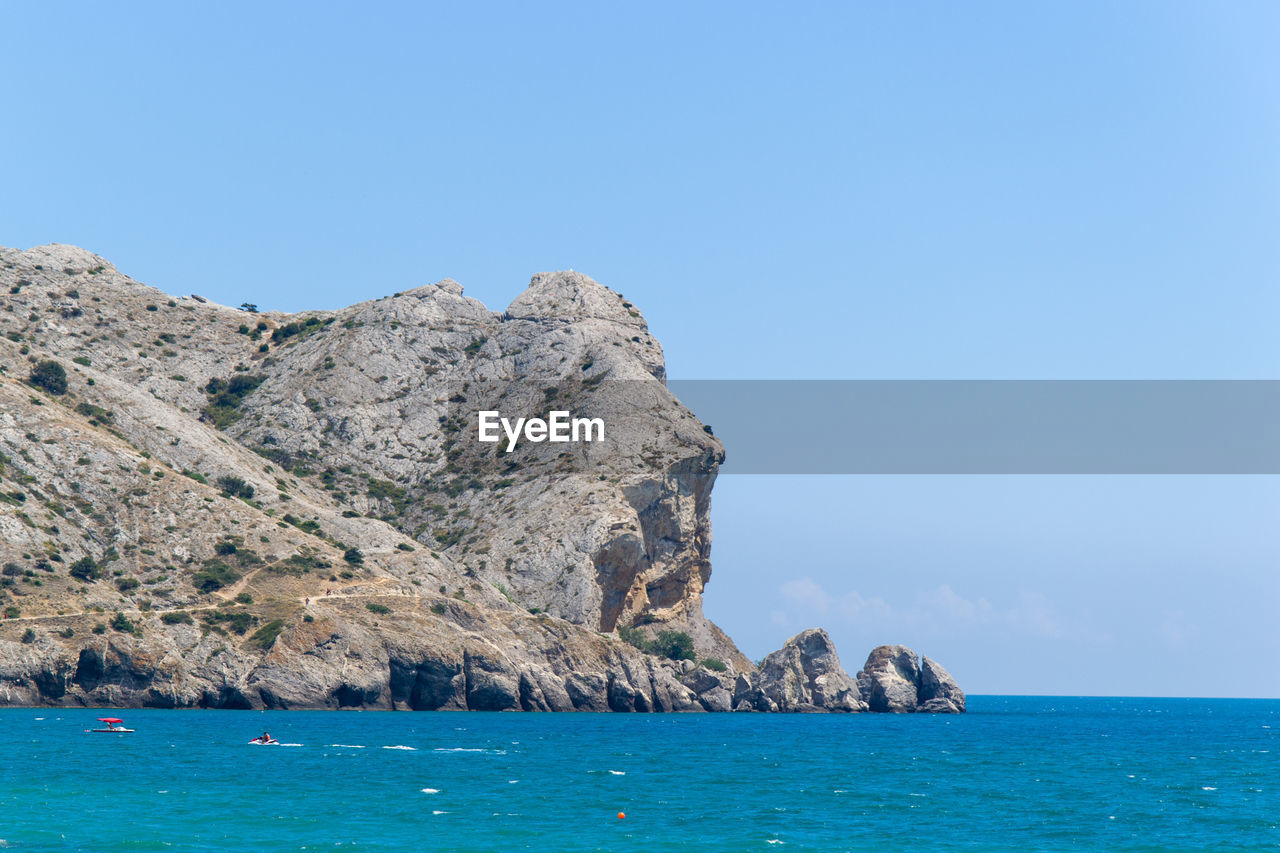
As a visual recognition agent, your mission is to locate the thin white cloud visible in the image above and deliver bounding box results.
[923,584,994,627]
[835,589,894,624]
[779,577,832,613]
[1003,591,1063,638]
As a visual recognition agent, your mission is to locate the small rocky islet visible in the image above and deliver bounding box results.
[0,244,962,713]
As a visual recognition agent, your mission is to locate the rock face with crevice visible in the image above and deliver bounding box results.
[0,243,963,711]
[733,628,867,712]
[857,644,966,713]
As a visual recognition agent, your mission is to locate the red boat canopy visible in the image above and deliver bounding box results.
[97,718,123,724]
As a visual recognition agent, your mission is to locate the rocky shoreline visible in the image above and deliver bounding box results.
[2,627,962,713]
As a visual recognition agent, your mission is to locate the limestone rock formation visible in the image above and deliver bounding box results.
[857,644,966,713]
[858,644,920,712]
[0,243,964,712]
[918,655,966,713]
[735,628,866,712]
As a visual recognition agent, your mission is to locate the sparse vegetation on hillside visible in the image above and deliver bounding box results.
[268,552,331,575]
[68,557,101,582]
[216,475,255,499]
[74,402,114,424]
[192,559,240,593]
[270,315,331,344]
[201,374,266,429]
[282,514,322,536]
[248,619,286,649]
[203,610,255,634]
[28,360,67,395]
[618,627,697,661]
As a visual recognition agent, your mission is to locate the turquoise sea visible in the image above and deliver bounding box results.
[0,697,1275,851]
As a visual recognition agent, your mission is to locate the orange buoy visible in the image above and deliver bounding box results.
[617,812,626,820]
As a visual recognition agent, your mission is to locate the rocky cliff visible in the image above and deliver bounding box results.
[0,244,962,712]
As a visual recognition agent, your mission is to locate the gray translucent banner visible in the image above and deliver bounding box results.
[667,380,1280,474]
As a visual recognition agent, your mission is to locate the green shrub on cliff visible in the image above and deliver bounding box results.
[74,402,114,424]
[193,559,240,593]
[203,610,254,634]
[248,619,286,649]
[651,630,696,661]
[202,374,266,429]
[216,476,255,499]
[28,360,67,395]
[618,626,697,661]
[269,315,329,344]
[69,556,101,582]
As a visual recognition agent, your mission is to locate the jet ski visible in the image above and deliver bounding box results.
[249,734,280,745]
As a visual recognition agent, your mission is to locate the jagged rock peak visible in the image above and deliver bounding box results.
[745,628,866,713]
[506,270,647,327]
[918,656,966,713]
[723,633,966,714]
[348,276,492,324]
[402,278,465,297]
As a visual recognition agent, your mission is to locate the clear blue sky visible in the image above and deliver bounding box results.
[3,2,1277,695]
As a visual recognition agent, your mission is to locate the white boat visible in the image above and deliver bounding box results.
[89,717,134,733]
[248,734,280,745]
